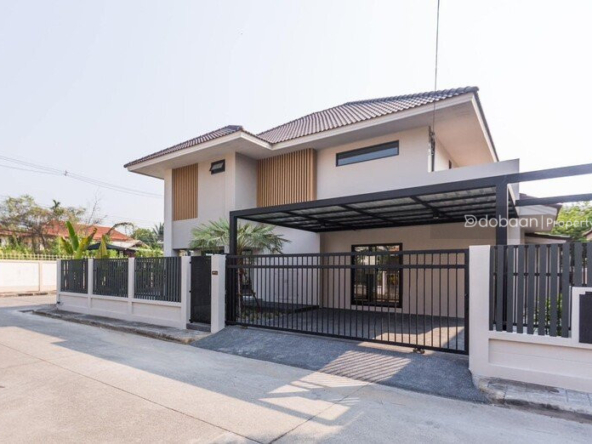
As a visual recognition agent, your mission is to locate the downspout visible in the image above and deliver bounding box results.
[429,126,436,173]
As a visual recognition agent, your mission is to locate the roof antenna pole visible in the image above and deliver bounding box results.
[430,0,441,173]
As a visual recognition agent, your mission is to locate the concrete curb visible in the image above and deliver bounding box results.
[32,309,208,345]
[1,291,55,298]
[474,376,592,423]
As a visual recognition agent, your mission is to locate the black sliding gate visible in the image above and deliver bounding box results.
[227,249,469,354]
[190,256,212,324]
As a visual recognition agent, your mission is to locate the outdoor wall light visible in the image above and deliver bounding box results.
[210,159,225,174]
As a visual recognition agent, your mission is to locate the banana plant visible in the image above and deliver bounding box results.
[59,221,96,259]
[95,222,134,259]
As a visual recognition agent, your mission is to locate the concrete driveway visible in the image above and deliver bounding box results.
[1,295,591,443]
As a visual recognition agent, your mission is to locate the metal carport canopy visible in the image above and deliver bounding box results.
[229,162,592,252]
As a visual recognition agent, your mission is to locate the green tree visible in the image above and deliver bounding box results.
[0,195,84,252]
[131,227,158,248]
[551,202,592,241]
[190,218,288,254]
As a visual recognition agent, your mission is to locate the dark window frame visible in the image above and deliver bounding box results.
[336,141,399,167]
[350,242,404,308]
[210,159,225,174]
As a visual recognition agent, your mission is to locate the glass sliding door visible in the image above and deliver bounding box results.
[352,243,402,307]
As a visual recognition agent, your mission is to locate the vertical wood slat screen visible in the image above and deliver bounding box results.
[172,164,198,221]
[257,149,316,207]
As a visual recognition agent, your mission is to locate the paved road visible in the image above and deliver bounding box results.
[1,296,591,443]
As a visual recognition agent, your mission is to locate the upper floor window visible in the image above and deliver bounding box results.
[336,141,399,166]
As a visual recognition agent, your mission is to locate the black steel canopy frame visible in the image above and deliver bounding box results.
[229,162,592,254]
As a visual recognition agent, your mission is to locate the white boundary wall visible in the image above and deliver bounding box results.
[56,255,227,333]
[0,259,57,293]
[469,245,592,392]
[57,257,190,330]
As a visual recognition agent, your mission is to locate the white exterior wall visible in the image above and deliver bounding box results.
[165,124,520,253]
[316,127,429,199]
[170,152,252,250]
[315,127,517,200]
[0,260,57,293]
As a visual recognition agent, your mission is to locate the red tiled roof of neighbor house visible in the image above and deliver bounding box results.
[45,223,134,242]
[125,87,479,167]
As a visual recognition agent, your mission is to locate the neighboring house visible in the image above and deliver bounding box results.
[585,228,592,242]
[524,233,571,244]
[44,223,144,250]
[0,228,33,248]
[125,86,560,256]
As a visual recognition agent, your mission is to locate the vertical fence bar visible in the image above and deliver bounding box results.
[537,246,547,336]
[516,245,525,334]
[549,244,559,337]
[526,245,536,334]
[574,243,583,287]
[561,243,571,337]
[587,243,592,287]
[505,246,514,332]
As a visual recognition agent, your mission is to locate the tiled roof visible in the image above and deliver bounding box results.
[256,87,478,143]
[124,125,243,167]
[45,223,134,242]
[125,87,478,167]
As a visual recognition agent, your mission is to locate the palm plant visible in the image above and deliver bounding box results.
[190,218,288,311]
[190,218,287,255]
[59,221,96,259]
[152,222,164,245]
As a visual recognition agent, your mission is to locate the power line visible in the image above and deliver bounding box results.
[0,154,163,198]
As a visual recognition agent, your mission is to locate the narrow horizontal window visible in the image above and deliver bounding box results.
[336,141,399,166]
[209,159,225,174]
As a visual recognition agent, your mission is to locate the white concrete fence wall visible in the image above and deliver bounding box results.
[57,255,226,332]
[0,259,57,293]
[469,245,592,392]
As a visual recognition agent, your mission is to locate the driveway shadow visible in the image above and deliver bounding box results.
[193,326,486,403]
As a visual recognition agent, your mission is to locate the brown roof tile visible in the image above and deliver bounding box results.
[125,87,478,167]
[124,125,243,168]
[256,87,478,143]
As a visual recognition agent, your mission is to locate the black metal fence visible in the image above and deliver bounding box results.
[227,249,469,354]
[93,259,128,297]
[134,257,181,302]
[60,259,88,293]
[490,243,591,337]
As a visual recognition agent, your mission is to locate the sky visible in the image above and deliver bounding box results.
[1,0,591,229]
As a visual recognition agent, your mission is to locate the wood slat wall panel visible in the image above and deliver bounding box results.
[172,164,198,221]
[257,149,316,207]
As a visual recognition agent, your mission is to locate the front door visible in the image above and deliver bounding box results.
[190,256,211,324]
[352,243,402,307]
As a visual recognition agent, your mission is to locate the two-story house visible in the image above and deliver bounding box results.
[125,87,558,258]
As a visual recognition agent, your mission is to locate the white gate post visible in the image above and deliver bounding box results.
[468,245,491,376]
[56,259,62,306]
[87,258,94,309]
[127,257,135,315]
[181,256,191,327]
[210,254,226,334]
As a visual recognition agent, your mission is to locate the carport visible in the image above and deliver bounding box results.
[226,163,592,353]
